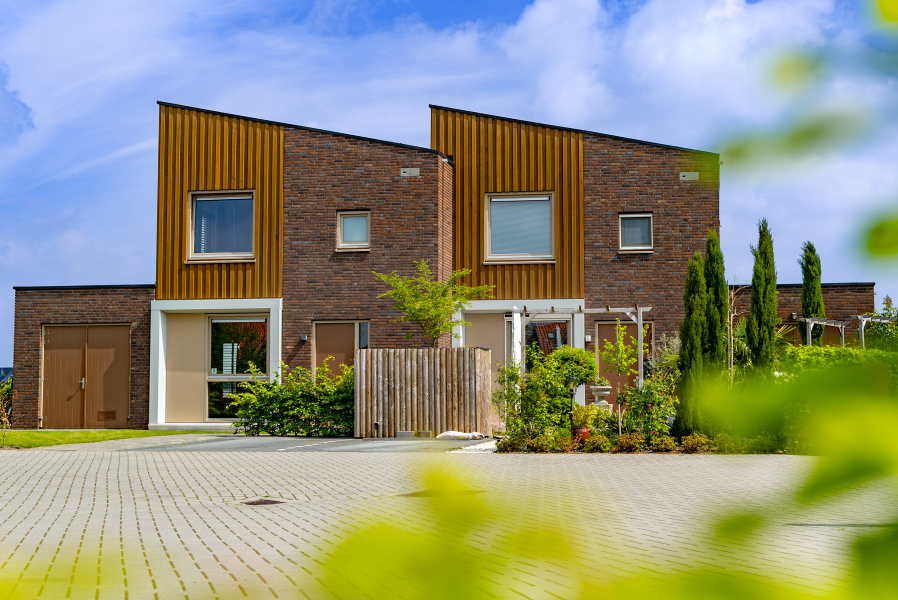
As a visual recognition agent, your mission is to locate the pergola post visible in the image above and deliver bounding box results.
[511,306,523,368]
[806,320,813,346]
[859,317,867,349]
[636,308,644,390]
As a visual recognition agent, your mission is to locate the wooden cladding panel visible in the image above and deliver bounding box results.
[156,105,283,300]
[431,108,584,299]
[354,348,492,438]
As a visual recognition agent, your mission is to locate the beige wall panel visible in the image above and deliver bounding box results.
[166,313,206,423]
[156,104,284,300]
[463,313,506,389]
[431,107,584,300]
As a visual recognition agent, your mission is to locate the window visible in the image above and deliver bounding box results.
[337,211,370,251]
[207,317,268,419]
[619,214,653,252]
[188,191,255,262]
[484,192,554,263]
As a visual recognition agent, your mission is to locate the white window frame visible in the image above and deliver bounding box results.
[186,190,257,263]
[205,314,269,421]
[484,191,555,264]
[619,213,654,253]
[336,211,371,252]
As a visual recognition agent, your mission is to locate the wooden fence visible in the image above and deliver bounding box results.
[354,348,492,438]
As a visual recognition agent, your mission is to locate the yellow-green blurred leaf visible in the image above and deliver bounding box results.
[865,213,898,256]
[771,53,819,90]
[715,513,764,542]
[880,0,898,22]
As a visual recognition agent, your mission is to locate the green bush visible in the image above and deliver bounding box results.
[680,433,711,454]
[649,435,677,453]
[230,359,354,437]
[583,434,612,453]
[778,345,897,394]
[572,404,598,428]
[591,408,618,434]
[619,373,679,438]
[614,432,645,453]
[712,433,748,454]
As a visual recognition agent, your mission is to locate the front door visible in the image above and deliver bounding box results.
[43,325,131,429]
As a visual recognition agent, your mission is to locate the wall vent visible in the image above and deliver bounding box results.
[98,411,116,421]
[679,172,699,181]
[400,168,420,177]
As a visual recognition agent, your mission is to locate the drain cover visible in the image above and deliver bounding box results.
[242,499,284,506]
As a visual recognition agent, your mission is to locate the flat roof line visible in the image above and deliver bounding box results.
[429,105,718,156]
[14,284,156,291]
[158,101,448,159]
[729,282,876,288]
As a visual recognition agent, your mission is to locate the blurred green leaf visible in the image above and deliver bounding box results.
[865,213,898,256]
[848,523,898,598]
[879,0,898,22]
[770,53,820,90]
[715,513,765,542]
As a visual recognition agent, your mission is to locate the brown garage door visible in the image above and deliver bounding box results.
[43,325,131,429]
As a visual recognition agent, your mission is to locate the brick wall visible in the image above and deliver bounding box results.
[583,135,720,343]
[281,128,454,369]
[12,285,155,429]
[732,283,875,342]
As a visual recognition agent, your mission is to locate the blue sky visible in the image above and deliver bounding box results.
[1,0,897,365]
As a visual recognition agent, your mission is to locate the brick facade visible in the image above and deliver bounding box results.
[583,135,720,340]
[281,127,454,369]
[12,285,155,429]
[732,283,875,343]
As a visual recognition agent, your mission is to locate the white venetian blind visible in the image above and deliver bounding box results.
[489,196,551,256]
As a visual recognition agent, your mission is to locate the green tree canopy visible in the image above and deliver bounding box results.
[374,260,493,348]
[678,251,707,435]
[798,240,825,345]
[704,230,728,368]
[747,219,778,369]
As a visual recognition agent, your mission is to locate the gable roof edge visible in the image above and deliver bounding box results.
[429,104,718,156]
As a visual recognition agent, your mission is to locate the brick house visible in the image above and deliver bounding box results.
[11,102,876,429]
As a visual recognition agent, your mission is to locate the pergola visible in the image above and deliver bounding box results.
[797,317,848,346]
[510,305,652,388]
[856,314,898,349]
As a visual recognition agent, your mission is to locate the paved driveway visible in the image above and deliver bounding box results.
[0,442,894,599]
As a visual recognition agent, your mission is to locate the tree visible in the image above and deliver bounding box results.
[704,230,728,368]
[865,295,898,352]
[599,319,645,435]
[374,260,493,348]
[747,219,777,369]
[677,251,707,435]
[798,241,825,345]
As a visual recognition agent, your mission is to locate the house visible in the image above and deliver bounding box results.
[12,102,875,429]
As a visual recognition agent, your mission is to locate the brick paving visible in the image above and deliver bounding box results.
[0,448,894,599]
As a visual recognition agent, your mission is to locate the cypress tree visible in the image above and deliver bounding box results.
[798,241,825,345]
[704,230,728,368]
[747,219,777,368]
[677,251,707,435]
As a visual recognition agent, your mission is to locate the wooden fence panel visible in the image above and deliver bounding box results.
[354,348,492,438]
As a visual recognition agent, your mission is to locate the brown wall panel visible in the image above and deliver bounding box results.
[156,104,283,300]
[430,107,584,300]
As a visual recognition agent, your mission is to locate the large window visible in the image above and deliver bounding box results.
[619,213,653,252]
[484,192,554,263]
[336,211,370,251]
[207,317,268,419]
[189,191,255,262]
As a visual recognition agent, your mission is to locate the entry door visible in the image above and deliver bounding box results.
[43,325,130,429]
[42,326,86,429]
[315,322,357,373]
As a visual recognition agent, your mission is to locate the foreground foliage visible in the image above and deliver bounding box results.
[230,360,354,437]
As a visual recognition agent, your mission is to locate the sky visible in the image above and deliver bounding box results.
[1,0,897,365]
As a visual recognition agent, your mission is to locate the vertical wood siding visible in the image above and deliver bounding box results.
[156,105,283,300]
[430,107,584,299]
[354,348,492,438]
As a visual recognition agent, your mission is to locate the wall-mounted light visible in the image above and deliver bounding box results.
[300,335,308,342]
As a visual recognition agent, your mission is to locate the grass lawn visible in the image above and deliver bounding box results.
[0,430,226,448]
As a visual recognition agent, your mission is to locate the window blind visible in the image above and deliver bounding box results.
[194,197,253,254]
[489,197,551,256]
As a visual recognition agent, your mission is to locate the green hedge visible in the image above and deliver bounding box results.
[778,345,898,394]
[229,360,354,436]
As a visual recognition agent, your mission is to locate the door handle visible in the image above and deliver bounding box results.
[80,378,85,390]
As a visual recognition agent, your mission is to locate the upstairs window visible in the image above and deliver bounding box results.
[619,213,653,252]
[188,191,255,262]
[484,192,554,263]
[337,211,370,251]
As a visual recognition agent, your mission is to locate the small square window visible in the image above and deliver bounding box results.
[188,191,255,262]
[619,214,653,251]
[337,212,370,251]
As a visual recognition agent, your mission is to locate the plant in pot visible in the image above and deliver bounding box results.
[589,376,613,409]
[571,404,598,443]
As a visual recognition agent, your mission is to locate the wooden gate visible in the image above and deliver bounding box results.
[43,325,130,429]
[354,348,492,438]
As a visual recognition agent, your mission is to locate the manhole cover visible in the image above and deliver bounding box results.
[242,499,284,506]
